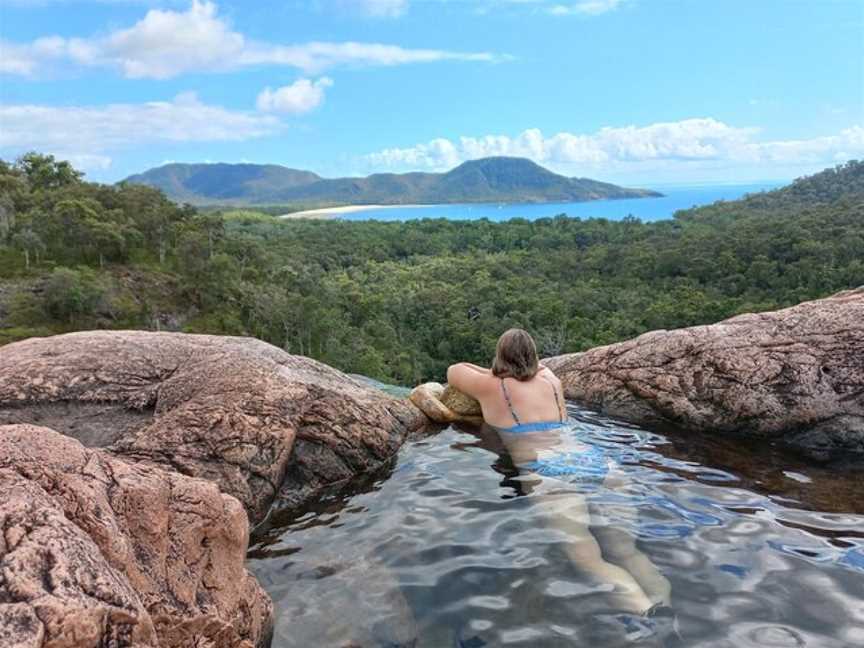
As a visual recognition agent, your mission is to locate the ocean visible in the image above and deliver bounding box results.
[336,182,783,222]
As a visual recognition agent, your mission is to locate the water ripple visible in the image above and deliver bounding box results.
[250,405,864,647]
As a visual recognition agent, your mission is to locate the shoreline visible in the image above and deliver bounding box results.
[280,204,427,219]
[277,183,778,222]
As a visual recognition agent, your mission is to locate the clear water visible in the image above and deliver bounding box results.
[248,405,864,647]
[337,183,783,222]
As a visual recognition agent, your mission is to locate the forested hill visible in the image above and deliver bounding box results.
[766,159,864,205]
[123,156,661,206]
[1,153,862,386]
[676,160,864,221]
[123,163,321,204]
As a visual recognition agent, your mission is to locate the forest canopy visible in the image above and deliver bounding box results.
[1,153,862,386]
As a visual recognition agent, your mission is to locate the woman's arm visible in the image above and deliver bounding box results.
[446,362,491,399]
[459,362,490,374]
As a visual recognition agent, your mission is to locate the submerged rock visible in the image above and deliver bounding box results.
[0,424,271,648]
[544,287,864,459]
[0,330,428,523]
[263,553,418,648]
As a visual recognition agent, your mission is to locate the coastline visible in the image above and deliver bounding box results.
[276,183,778,222]
[280,204,426,219]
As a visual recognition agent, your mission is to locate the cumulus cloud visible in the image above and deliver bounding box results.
[758,126,864,164]
[363,119,864,174]
[371,138,463,169]
[2,0,502,78]
[1,1,238,79]
[102,0,244,78]
[256,78,333,114]
[0,93,281,163]
[63,153,115,172]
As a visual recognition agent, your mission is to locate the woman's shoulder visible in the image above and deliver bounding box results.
[537,365,560,382]
[537,367,563,391]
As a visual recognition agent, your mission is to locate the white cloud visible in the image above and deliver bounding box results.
[2,0,503,78]
[0,41,38,75]
[64,154,114,173]
[548,0,624,15]
[362,119,864,174]
[103,0,244,78]
[757,126,864,164]
[371,137,463,169]
[0,93,281,164]
[239,41,502,74]
[257,77,333,114]
[3,1,186,5]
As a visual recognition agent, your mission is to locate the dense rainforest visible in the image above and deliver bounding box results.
[1,153,862,386]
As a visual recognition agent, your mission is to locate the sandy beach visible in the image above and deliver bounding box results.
[280,204,426,219]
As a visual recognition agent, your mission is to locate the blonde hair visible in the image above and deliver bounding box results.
[491,328,539,381]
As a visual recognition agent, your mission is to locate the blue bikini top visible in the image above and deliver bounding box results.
[497,376,565,434]
[500,420,567,434]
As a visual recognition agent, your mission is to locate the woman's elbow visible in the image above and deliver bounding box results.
[446,363,463,386]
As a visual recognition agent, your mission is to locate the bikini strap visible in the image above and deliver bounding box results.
[540,375,565,423]
[500,378,521,425]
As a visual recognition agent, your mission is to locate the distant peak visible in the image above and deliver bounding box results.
[454,156,546,169]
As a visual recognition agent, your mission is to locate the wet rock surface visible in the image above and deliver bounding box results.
[544,288,864,459]
[0,424,271,648]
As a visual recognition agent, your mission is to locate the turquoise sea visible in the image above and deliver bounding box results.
[338,182,784,222]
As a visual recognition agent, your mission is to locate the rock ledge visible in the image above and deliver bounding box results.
[544,288,864,459]
[0,330,429,647]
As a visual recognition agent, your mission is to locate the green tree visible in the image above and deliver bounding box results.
[41,267,105,324]
[17,152,82,191]
[84,217,126,268]
[11,228,45,270]
[0,193,15,243]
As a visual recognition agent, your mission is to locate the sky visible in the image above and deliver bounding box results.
[1,0,862,187]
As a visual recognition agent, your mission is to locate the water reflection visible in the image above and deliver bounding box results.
[249,406,864,647]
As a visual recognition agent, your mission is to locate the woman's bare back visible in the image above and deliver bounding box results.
[473,366,565,429]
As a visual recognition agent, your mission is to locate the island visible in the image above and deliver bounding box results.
[122,156,661,206]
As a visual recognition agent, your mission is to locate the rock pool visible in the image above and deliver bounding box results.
[249,405,864,647]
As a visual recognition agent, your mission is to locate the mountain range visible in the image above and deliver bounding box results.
[123,157,661,206]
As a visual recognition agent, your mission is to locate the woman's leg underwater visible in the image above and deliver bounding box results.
[538,488,654,614]
[590,470,672,606]
[591,523,671,606]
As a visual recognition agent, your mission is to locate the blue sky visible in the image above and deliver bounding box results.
[1,0,862,186]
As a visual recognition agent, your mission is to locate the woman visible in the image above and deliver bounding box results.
[447,328,566,433]
[447,328,670,617]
